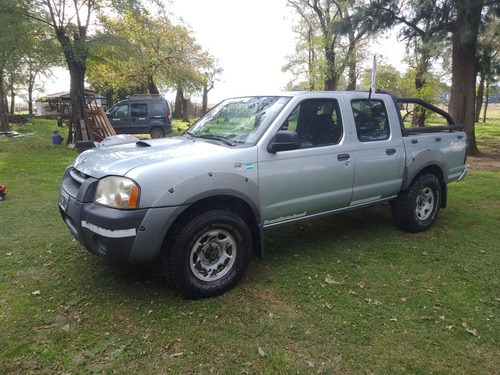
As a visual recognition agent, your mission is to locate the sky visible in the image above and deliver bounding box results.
[43,0,408,105]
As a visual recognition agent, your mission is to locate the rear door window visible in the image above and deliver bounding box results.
[351,100,390,142]
[131,103,148,117]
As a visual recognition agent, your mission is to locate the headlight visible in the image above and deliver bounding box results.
[94,176,140,209]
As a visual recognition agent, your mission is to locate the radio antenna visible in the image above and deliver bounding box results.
[369,55,377,100]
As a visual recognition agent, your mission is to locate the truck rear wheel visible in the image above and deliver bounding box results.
[150,127,165,138]
[164,210,252,299]
[392,173,441,233]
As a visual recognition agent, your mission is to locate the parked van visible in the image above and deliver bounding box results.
[106,96,173,138]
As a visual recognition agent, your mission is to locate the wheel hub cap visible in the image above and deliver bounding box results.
[190,229,237,281]
[415,187,435,221]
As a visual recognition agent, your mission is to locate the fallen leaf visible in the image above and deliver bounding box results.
[170,352,183,358]
[348,290,357,296]
[445,325,454,330]
[364,298,372,303]
[258,347,265,357]
[421,317,433,321]
[466,328,478,337]
[61,324,70,332]
[390,317,398,322]
[307,361,315,368]
[401,297,407,302]
[439,315,445,320]
[462,322,468,328]
[425,289,434,294]
[325,275,344,285]
[325,302,332,310]
[31,290,41,296]
[357,282,365,288]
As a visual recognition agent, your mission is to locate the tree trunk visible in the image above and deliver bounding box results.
[307,27,316,91]
[68,61,88,143]
[182,97,190,122]
[148,75,159,95]
[174,88,183,119]
[55,27,88,143]
[345,33,357,91]
[0,69,10,131]
[475,70,485,122]
[482,80,489,123]
[10,90,15,115]
[27,70,37,115]
[202,82,208,115]
[28,81,34,115]
[412,69,426,127]
[106,89,114,110]
[448,0,483,156]
[324,42,336,90]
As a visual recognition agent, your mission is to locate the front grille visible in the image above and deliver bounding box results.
[69,168,87,184]
[61,167,97,202]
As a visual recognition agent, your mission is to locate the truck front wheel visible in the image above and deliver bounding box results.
[164,210,252,299]
[392,173,442,233]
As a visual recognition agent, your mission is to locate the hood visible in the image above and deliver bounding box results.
[73,136,230,178]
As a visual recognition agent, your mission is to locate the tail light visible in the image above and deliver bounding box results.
[167,107,172,124]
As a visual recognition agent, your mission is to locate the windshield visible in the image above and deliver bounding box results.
[186,96,290,145]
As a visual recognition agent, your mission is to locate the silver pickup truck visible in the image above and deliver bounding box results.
[59,91,468,298]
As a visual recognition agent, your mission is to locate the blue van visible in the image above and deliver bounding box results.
[106,96,173,138]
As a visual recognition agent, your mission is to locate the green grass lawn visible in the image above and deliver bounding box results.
[0,116,499,374]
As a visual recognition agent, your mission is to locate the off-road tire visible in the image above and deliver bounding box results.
[164,210,252,299]
[392,173,442,233]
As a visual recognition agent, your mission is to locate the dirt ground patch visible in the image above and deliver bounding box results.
[466,150,500,172]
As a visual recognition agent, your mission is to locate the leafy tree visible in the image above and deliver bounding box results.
[475,8,500,122]
[362,0,500,154]
[352,1,450,126]
[22,22,63,114]
[286,0,344,90]
[283,9,325,90]
[0,0,30,130]
[29,0,142,143]
[87,9,220,117]
[285,0,373,91]
[201,60,223,114]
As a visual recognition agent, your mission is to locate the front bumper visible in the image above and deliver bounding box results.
[58,167,176,263]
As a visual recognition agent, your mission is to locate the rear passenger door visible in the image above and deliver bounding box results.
[129,103,149,133]
[259,98,355,225]
[349,98,405,205]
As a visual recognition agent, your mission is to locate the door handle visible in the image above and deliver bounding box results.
[337,153,350,161]
[386,148,396,155]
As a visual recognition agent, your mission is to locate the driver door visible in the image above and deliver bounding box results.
[258,98,355,226]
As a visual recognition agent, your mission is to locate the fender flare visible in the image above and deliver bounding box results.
[151,172,264,257]
[402,149,447,191]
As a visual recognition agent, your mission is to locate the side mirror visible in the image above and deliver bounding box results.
[267,130,300,153]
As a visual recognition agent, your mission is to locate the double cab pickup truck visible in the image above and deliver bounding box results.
[59,91,468,299]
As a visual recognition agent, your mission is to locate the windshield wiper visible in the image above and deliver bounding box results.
[196,134,235,146]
